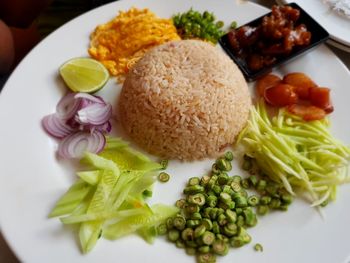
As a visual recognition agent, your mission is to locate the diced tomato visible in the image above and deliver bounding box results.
[309,87,333,111]
[264,83,298,107]
[283,72,317,99]
[287,104,326,121]
[256,74,282,97]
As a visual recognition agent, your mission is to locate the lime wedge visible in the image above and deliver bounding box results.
[59,57,109,93]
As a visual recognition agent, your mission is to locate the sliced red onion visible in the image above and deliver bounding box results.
[58,130,106,159]
[90,121,112,133]
[56,93,82,120]
[65,117,81,130]
[43,92,113,159]
[42,114,75,138]
[74,93,105,104]
[75,103,112,126]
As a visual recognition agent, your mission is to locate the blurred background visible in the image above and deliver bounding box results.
[0,0,115,91]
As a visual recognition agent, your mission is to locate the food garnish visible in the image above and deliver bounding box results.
[42,92,112,158]
[164,151,293,262]
[226,5,311,72]
[50,137,178,253]
[160,159,169,170]
[254,243,263,252]
[158,172,170,183]
[237,100,350,206]
[59,57,109,93]
[172,9,226,43]
[256,72,333,121]
[88,7,180,81]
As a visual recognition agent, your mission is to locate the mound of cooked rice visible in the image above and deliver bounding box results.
[118,40,251,160]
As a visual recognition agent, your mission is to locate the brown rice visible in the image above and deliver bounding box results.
[118,40,251,160]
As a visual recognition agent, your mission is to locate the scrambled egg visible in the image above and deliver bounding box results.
[88,8,181,80]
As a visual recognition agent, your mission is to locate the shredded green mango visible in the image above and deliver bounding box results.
[238,100,350,206]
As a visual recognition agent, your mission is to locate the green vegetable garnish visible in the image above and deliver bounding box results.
[237,100,350,206]
[49,137,177,253]
[158,172,170,183]
[254,243,263,252]
[172,8,228,44]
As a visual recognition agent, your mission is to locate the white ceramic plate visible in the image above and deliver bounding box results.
[1,0,350,262]
[327,38,350,53]
[277,0,350,48]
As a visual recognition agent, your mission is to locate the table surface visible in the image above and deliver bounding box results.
[1,0,349,262]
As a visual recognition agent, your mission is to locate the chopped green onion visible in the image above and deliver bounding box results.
[220,192,232,204]
[142,189,153,198]
[201,231,215,245]
[248,195,259,207]
[223,223,238,237]
[201,218,213,231]
[225,209,237,223]
[157,223,167,235]
[188,193,206,206]
[187,219,201,228]
[196,253,216,263]
[218,173,229,185]
[206,195,217,207]
[241,178,250,189]
[216,158,232,171]
[234,196,248,208]
[194,225,207,238]
[181,228,194,241]
[158,172,170,183]
[167,229,180,242]
[176,239,185,248]
[212,240,229,255]
[231,181,241,192]
[173,215,186,230]
[254,243,263,252]
[248,175,258,187]
[184,185,204,195]
[185,247,196,255]
[198,245,210,253]
[257,205,269,215]
[230,21,237,29]
[217,213,227,226]
[188,177,200,186]
[224,151,234,161]
[186,204,200,214]
[160,159,169,170]
[260,196,271,205]
[175,199,187,209]
[190,212,202,221]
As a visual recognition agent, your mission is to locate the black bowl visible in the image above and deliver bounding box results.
[219,2,329,81]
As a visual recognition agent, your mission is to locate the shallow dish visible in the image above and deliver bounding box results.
[219,2,329,81]
[0,0,350,263]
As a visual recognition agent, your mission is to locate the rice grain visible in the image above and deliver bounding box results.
[119,40,251,160]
